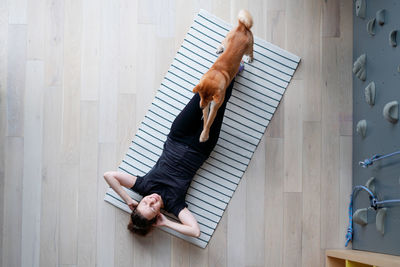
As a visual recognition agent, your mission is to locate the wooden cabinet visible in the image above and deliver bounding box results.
[326,249,400,267]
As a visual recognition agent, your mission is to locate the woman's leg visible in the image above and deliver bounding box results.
[168,91,204,142]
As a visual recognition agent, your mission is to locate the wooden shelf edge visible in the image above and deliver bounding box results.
[326,249,400,267]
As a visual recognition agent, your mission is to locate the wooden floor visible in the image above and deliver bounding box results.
[0,0,353,266]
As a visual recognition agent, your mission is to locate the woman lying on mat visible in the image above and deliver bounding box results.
[104,78,235,238]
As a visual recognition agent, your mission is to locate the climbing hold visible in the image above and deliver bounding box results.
[389,30,397,47]
[376,9,385,26]
[376,208,387,235]
[367,18,376,36]
[356,119,367,138]
[364,82,375,106]
[355,0,366,19]
[383,100,399,123]
[353,54,367,81]
[365,177,375,195]
[353,208,368,226]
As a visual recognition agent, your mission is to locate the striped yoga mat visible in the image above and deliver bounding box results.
[104,9,300,248]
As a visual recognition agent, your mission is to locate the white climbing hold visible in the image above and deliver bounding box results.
[383,100,399,123]
[376,208,387,235]
[365,177,375,195]
[353,208,368,226]
[355,0,366,19]
[364,82,375,106]
[367,18,376,36]
[356,119,367,138]
[353,54,367,81]
[376,9,385,26]
[390,30,397,47]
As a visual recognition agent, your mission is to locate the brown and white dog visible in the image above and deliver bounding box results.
[193,10,254,142]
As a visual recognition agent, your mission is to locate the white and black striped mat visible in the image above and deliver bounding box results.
[104,9,300,248]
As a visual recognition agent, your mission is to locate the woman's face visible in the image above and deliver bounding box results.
[136,193,162,220]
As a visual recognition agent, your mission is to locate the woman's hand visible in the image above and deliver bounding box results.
[103,171,139,210]
[127,201,137,211]
[154,213,168,227]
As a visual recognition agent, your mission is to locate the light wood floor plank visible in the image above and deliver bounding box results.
[265,9,286,139]
[77,101,98,267]
[3,137,23,267]
[135,24,158,123]
[338,0,353,137]
[40,85,62,267]
[61,0,82,165]
[211,0,231,23]
[283,79,303,192]
[285,0,304,79]
[171,237,190,267]
[155,0,176,38]
[302,121,322,267]
[114,209,134,267]
[27,0,45,60]
[302,0,322,122]
[7,25,26,137]
[152,230,172,267]
[44,0,64,87]
[8,0,27,24]
[81,0,100,101]
[58,2,82,263]
[154,36,175,88]
[208,212,227,267]
[21,60,44,267]
[137,0,157,24]
[59,163,79,265]
[245,136,266,266]
[117,94,137,164]
[264,137,284,267]
[322,0,340,38]
[174,0,196,50]
[0,0,8,262]
[267,0,286,11]
[133,233,153,267]
[99,0,119,143]
[320,37,341,250]
[283,192,302,267]
[118,0,138,95]
[189,243,209,267]
[97,143,117,267]
[266,9,285,46]
[226,175,246,267]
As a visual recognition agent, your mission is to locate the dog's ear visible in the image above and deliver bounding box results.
[193,84,201,93]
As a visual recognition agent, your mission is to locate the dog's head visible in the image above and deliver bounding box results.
[193,81,223,109]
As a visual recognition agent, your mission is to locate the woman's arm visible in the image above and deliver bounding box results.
[155,208,200,237]
[103,171,138,210]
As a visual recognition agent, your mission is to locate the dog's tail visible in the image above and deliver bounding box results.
[238,10,253,29]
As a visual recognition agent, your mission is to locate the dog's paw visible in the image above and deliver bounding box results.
[216,45,224,55]
[199,131,209,143]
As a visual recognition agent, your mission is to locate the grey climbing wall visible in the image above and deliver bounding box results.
[353,0,400,256]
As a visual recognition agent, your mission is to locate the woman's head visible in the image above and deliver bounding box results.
[127,193,163,235]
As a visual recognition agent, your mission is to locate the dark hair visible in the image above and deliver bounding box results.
[127,208,157,236]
